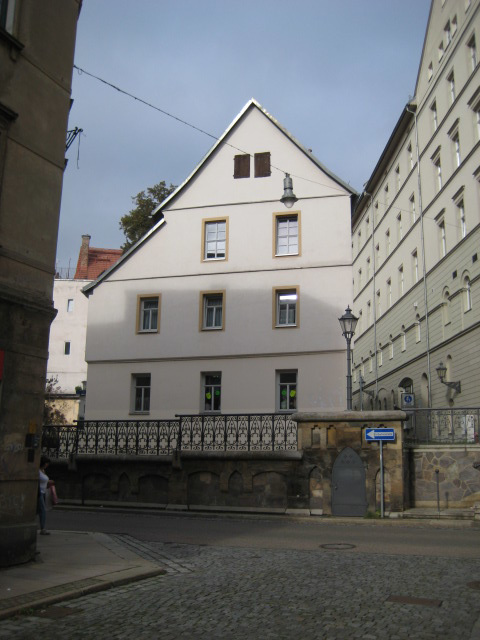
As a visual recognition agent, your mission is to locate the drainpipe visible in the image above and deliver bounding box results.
[364,191,379,402]
[406,105,432,407]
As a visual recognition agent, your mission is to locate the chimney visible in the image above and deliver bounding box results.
[74,234,91,279]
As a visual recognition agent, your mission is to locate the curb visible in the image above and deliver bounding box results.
[0,567,166,621]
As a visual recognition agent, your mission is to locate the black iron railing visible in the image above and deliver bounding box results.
[404,408,480,445]
[41,414,298,458]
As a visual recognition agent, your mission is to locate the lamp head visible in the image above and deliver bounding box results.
[280,173,297,209]
[338,305,358,339]
[436,362,447,383]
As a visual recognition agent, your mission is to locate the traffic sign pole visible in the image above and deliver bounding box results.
[380,441,384,519]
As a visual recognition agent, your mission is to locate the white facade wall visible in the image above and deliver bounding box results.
[47,279,90,393]
[85,103,354,419]
[352,0,480,409]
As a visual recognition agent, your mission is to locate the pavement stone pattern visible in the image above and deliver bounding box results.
[0,537,479,640]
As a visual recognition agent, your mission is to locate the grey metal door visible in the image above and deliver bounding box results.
[331,447,367,516]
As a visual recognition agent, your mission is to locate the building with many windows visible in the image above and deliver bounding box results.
[352,0,480,410]
[83,99,356,419]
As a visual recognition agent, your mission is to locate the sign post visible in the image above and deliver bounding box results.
[365,428,396,518]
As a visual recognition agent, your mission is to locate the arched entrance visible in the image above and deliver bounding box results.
[331,447,367,516]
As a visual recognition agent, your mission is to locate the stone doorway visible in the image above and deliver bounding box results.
[331,447,367,516]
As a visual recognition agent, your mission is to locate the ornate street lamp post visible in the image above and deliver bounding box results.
[338,306,358,410]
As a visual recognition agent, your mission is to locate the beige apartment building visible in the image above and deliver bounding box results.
[0,0,80,565]
[352,0,480,410]
[83,100,356,420]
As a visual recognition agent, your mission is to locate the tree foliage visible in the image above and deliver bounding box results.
[43,376,68,425]
[119,180,176,251]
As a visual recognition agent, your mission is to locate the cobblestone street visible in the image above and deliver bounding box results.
[1,533,480,640]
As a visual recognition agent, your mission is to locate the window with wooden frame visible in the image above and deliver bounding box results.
[200,291,225,331]
[136,294,160,333]
[273,212,300,257]
[234,153,250,178]
[202,218,228,261]
[277,370,297,412]
[132,374,151,413]
[273,286,299,328]
[254,152,271,177]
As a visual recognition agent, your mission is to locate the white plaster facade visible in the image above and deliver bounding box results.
[352,0,480,409]
[47,278,90,394]
[84,100,356,419]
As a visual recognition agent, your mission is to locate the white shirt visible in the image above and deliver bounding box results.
[39,469,49,495]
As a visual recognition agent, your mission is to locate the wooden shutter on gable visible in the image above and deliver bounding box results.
[254,152,271,177]
[234,154,250,178]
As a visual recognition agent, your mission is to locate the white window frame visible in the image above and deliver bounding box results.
[67,299,74,313]
[202,372,222,412]
[412,249,419,284]
[409,193,416,225]
[468,34,477,72]
[132,374,151,414]
[464,276,472,312]
[447,70,456,104]
[201,291,225,331]
[137,295,160,333]
[277,370,297,412]
[273,286,299,328]
[431,100,438,131]
[203,218,227,261]
[274,212,300,257]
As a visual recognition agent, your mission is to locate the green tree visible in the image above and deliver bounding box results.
[119,180,176,251]
[43,376,68,425]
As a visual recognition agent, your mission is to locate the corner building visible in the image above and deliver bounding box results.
[84,100,356,419]
[0,0,80,565]
[352,0,480,409]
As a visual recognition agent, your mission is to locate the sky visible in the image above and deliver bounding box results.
[57,0,432,272]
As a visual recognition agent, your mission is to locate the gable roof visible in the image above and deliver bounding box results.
[74,234,122,280]
[154,98,357,216]
[84,98,356,295]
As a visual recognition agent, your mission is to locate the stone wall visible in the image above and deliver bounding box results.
[410,446,480,508]
[50,452,304,512]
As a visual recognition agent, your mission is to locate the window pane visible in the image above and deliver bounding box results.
[276,216,298,254]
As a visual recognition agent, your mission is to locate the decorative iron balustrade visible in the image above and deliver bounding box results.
[41,414,298,458]
[176,414,297,452]
[404,408,480,445]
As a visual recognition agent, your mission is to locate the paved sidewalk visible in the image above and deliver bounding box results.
[0,530,165,621]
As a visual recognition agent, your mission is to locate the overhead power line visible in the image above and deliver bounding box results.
[73,64,351,196]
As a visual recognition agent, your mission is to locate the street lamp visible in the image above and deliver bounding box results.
[338,306,358,410]
[436,361,461,393]
[280,173,298,209]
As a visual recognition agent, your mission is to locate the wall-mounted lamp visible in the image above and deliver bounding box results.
[280,173,298,209]
[436,361,461,393]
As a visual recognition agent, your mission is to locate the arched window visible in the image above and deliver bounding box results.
[464,276,472,312]
[443,289,451,325]
[399,377,413,393]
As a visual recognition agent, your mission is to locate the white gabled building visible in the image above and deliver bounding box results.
[83,99,356,420]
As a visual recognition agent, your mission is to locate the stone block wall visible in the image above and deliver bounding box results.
[410,446,480,508]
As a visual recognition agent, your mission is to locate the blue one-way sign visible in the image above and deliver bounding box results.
[365,428,396,442]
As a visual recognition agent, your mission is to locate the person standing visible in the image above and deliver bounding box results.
[38,456,51,535]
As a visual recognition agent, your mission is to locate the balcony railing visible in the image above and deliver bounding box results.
[404,408,480,445]
[41,413,298,458]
